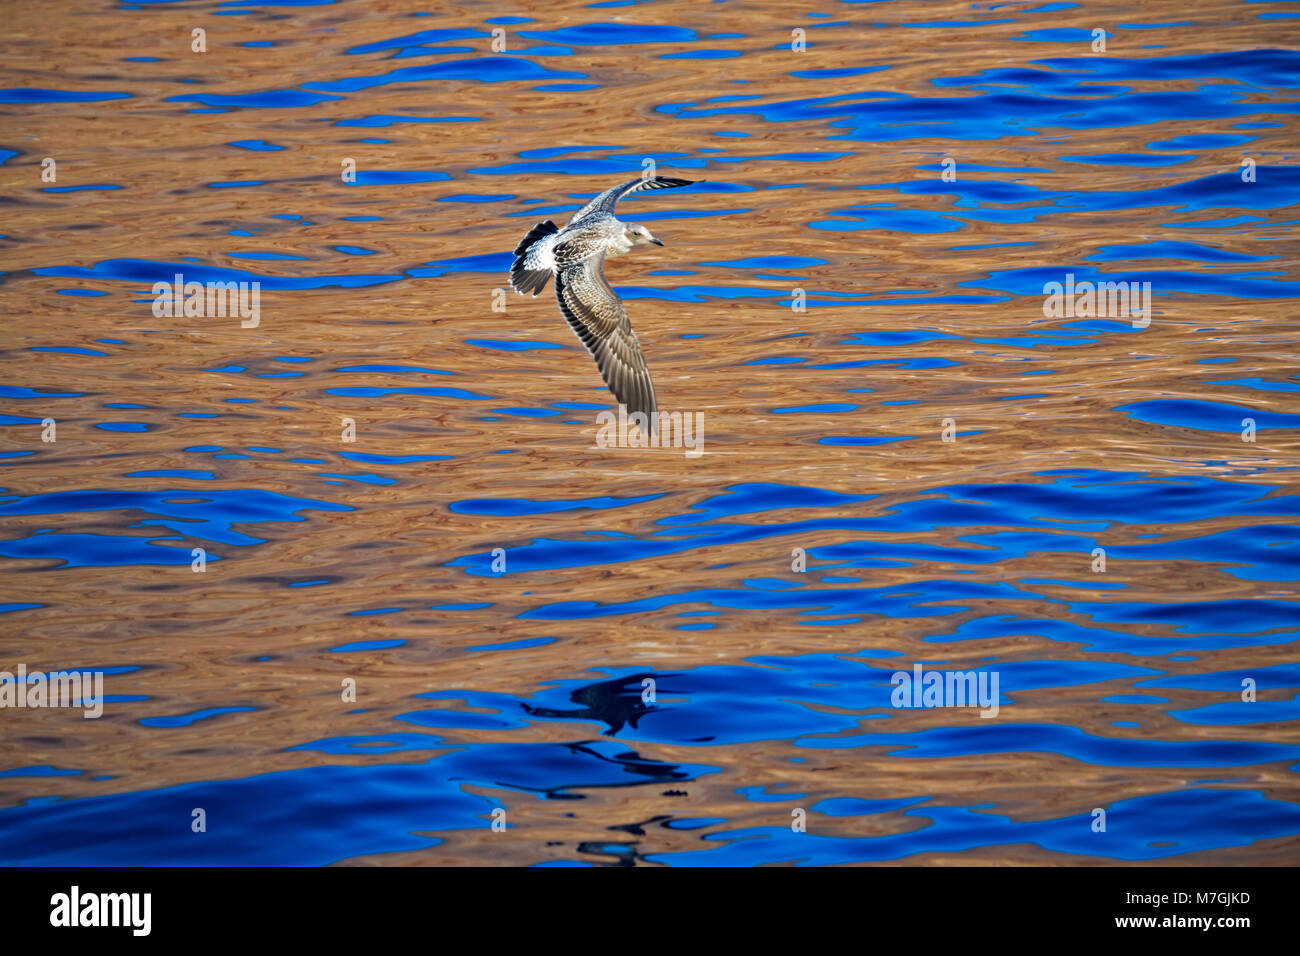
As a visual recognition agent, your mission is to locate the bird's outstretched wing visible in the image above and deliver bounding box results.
[554,252,657,420]
[566,176,696,227]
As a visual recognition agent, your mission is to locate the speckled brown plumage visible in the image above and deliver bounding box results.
[509,176,696,419]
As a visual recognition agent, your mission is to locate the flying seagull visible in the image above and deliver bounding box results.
[509,176,696,421]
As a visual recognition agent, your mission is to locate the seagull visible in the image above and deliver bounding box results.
[509,176,696,422]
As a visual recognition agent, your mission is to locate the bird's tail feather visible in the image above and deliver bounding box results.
[510,219,559,295]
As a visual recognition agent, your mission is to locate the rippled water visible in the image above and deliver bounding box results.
[1,0,1298,866]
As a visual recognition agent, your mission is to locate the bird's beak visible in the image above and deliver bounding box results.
[650,237,664,246]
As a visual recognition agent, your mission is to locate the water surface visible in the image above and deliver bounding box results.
[0,0,1297,866]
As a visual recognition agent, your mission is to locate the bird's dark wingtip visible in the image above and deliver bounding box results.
[654,176,699,188]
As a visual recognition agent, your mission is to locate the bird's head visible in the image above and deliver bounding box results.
[625,223,664,248]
